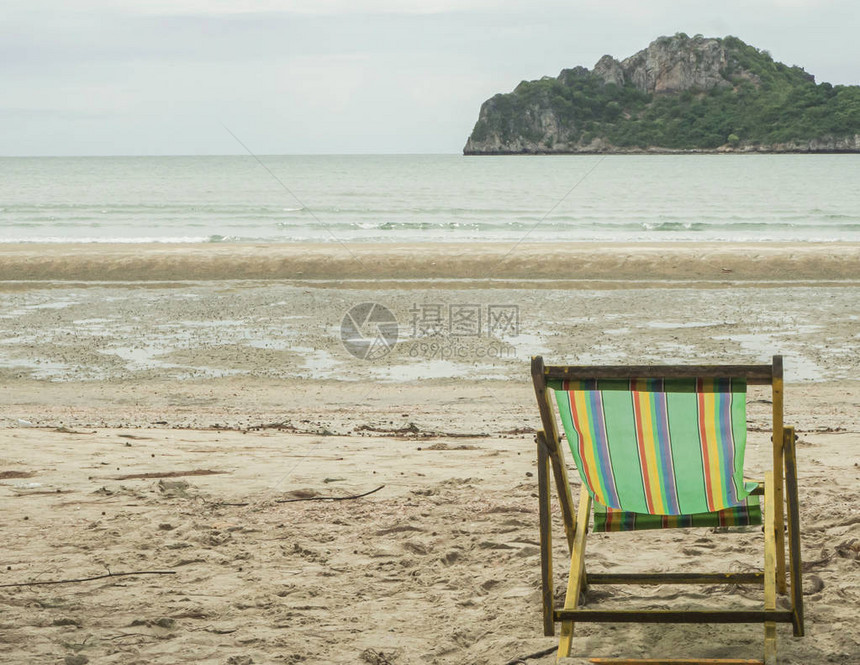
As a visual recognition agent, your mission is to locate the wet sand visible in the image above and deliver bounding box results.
[0,242,858,664]
[1,241,859,282]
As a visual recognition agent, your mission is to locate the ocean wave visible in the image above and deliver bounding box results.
[1,236,216,244]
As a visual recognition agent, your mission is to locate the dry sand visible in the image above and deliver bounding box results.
[0,243,858,664]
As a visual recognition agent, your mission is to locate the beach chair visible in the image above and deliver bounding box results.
[531,355,803,664]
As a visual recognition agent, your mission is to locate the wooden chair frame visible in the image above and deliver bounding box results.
[531,355,804,664]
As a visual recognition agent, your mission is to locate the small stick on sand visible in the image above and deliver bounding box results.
[0,570,176,588]
[503,646,557,664]
[275,484,385,503]
[213,484,386,508]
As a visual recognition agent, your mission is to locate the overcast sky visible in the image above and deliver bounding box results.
[2,0,858,156]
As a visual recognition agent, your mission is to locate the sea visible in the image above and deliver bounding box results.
[1,153,859,244]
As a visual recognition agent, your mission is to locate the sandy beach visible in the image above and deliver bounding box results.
[1,243,859,664]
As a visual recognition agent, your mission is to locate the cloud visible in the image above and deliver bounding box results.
[1,0,858,154]
[2,0,559,19]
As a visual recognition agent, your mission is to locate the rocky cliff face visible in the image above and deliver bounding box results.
[611,35,733,94]
[465,34,744,154]
[463,96,577,155]
[463,34,858,154]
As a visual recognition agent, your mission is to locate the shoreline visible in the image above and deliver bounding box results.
[464,148,860,155]
[2,241,859,282]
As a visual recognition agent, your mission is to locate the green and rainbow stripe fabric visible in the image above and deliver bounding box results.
[592,498,761,532]
[548,377,758,517]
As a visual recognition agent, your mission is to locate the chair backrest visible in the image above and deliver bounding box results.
[532,357,784,517]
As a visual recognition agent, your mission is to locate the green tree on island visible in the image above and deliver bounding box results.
[464,34,860,154]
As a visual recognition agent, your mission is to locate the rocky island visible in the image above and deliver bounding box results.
[464,34,860,154]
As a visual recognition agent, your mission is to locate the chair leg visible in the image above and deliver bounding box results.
[558,485,592,660]
[783,426,805,637]
[773,362,787,595]
[537,432,555,637]
[764,472,778,665]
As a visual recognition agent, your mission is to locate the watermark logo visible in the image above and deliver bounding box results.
[341,301,520,362]
[340,302,399,360]
[409,304,519,338]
